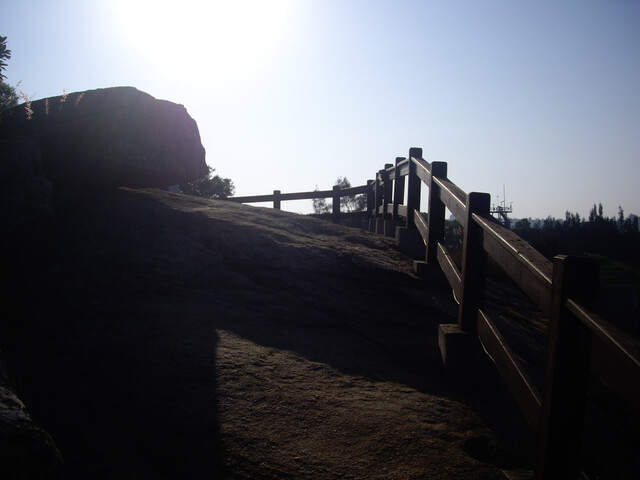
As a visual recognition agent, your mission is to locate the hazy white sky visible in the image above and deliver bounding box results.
[3,0,639,218]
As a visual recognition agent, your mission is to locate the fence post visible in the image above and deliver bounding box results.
[426,162,447,264]
[382,164,393,219]
[457,192,490,333]
[366,179,375,216]
[536,255,599,479]
[395,153,425,258]
[332,185,341,222]
[406,155,421,230]
[393,157,406,220]
[273,190,281,210]
[375,171,384,219]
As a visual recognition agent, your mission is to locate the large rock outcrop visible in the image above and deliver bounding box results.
[1,187,534,479]
[0,353,63,480]
[0,138,60,478]
[0,87,208,190]
[0,137,54,255]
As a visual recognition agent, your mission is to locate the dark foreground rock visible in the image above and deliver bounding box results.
[0,188,534,479]
[0,87,207,191]
[0,139,58,480]
[0,137,54,242]
[0,354,63,480]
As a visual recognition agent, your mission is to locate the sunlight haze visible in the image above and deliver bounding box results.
[112,0,295,87]
[2,0,639,219]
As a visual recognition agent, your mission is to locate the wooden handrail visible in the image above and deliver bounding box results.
[229,193,281,203]
[433,176,467,225]
[229,183,371,221]
[396,204,407,218]
[395,157,411,177]
[377,148,640,479]
[567,298,640,407]
[437,242,462,303]
[477,309,542,429]
[472,213,553,314]
[228,146,640,478]
[230,184,369,204]
[413,209,429,245]
[411,156,432,185]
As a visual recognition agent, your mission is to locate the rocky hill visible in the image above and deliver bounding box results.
[1,87,534,479]
[1,186,534,479]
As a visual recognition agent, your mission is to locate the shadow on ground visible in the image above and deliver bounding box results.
[2,187,536,479]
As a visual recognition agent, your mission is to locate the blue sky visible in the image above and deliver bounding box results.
[2,0,639,219]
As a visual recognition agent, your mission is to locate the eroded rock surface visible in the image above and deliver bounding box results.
[0,87,207,190]
[0,354,63,480]
[0,137,53,242]
[1,188,531,479]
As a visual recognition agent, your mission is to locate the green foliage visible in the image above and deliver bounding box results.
[312,177,366,214]
[0,80,18,112]
[0,35,11,81]
[435,204,639,284]
[179,166,235,199]
[514,217,531,231]
[513,203,640,268]
[444,217,464,267]
[335,176,366,212]
[312,186,331,214]
[0,36,17,119]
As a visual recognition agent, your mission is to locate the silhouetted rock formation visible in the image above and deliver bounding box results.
[0,87,207,191]
[0,138,59,479]
[0,186,534,479]
[0,91,534,477]
[0,355,63,480]
[0,137,54,256]
[0,87,207,478]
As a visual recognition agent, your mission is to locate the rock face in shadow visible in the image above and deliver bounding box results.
[0,140,59,479]
[0,137,54,258]
[0,356,63,479]
[0,87,207,191]
[1,187,532,479]
[12,86,635,478]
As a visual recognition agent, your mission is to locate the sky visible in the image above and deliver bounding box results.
[2,0,639,219]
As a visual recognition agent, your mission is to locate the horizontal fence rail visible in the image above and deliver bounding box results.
[371,148,640,479]
[229,184,372,220]
[228,147,640,478]
[230,185,370,205]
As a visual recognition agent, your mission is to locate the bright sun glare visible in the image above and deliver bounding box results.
[113,0,294,84]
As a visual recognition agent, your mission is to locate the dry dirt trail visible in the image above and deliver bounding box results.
[4,188,534,479]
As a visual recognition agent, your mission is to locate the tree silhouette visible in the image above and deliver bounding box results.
[311,177,366,214]
[179,166,235,199]
[311,186,331,214]
[512,202,640,269]
[0,35,17,119]
[0,36,11,81]
[0,80,17,113]
[335,177,366,213]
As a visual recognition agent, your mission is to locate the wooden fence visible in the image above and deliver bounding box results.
[229,183,372,221]
[229,147,640,478]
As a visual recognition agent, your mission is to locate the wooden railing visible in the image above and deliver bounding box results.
[229,147,640,478]
[230,183,373,221]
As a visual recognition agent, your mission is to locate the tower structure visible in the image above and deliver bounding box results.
[490,185,513,228]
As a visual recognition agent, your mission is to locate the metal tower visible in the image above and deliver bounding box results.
[491,185,513,228]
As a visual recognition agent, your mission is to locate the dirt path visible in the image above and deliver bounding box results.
[217,329,514,479]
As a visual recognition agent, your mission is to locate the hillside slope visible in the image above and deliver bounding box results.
[2,188,530,479]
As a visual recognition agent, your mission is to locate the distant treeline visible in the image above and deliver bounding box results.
[511,203,639,267]
[435,203,639,287]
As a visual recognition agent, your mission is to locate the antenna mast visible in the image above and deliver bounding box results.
[491,184,513,228]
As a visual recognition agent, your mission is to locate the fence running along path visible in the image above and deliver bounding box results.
[229,183,372,221]
[229,147,640,479]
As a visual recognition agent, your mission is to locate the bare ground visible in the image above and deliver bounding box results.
[3,188,535,479]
